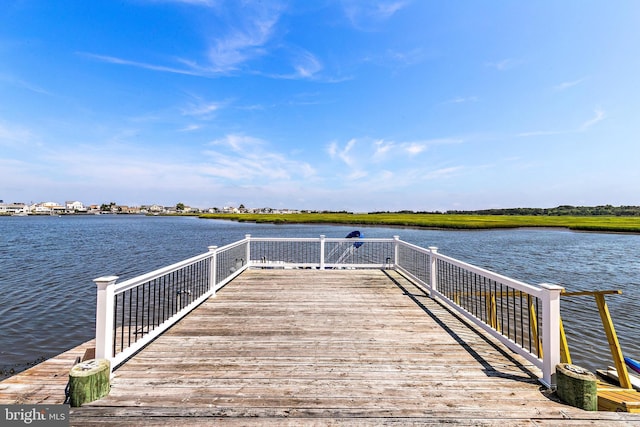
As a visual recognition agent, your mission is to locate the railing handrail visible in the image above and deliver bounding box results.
[216,238,251,251]
[247,237,394,243]
[395,239,431,255]
[113,251,214,295]
[429,250,544,298]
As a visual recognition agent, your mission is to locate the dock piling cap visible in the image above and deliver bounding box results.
[563,364,592,376]
[557,363,597,382]
[70,358,110,377]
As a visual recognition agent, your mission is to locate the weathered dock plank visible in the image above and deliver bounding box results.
[67,269,639,425]
[0,339,95,404]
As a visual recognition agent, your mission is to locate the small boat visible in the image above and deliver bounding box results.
[625,357,640,375]
[596,366,640,391]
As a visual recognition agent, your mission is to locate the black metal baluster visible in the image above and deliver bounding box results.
[512,286,517,344]
[134,286,139,343]
[120,292,125,354]
[112,294,118,357]
[128,288,133,349]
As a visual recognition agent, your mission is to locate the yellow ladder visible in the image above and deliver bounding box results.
[560,290,632,390]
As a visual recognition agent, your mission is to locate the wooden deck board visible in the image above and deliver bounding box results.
[0,339,95,404]
[3,269,639,424]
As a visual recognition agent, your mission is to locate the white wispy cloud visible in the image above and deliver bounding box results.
[516,130,568,138]
[181,98,225,117]
[340,139,358,166]
[210,134,265,151]
[34,132,315,200]
[292,51,323,79]
[580,108,605,130]
[325,137,464,189]
[200,151,288,180]
[260,48,326,80]
[385,48,424,67]
[82,2,286,76]
[327,139,371,182]
[0,121,35,146]
[342,0,408,30]
[328,162,465,195]
[404,142,426,155]
[0,74,52,95]
[518,108,606,137]
[347,170,368,180]
[554,77,588,91]
[424,166,463,180]
[377,1,407,18]
[81,53,203,76]
[205,133,316,182]
[327,141,338,158]
[206,2,284,72]
[444,96,478,104]
[179,124,202,132]
[331,137,462,164]
[206,26,272,71]
[82,2,342,82]
[373,139,394,159]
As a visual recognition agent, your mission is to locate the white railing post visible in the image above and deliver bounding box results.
[208,245,217,295]
[540,282,564,388]
[93,275,118,363]
[320,235,326,269]
[245,234,251,267]
[428,247,438,296]
[393,236,400,269]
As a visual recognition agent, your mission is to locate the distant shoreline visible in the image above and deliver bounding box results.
[198,213,640,235]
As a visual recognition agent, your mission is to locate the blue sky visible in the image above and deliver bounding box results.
[1,1,639,212]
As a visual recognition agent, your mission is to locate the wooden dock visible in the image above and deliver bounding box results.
[2,269,639,425]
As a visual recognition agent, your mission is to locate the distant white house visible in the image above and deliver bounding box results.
[31,202,65,214]
[65,201,86,212]
[0,203,29,215]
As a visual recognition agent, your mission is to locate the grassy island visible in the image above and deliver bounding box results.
[199,212,640,233]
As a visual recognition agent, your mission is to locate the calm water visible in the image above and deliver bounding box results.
[1,215,638,378]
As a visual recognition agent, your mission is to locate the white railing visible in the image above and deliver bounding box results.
[248,235,395,269]
[393,239,562,388]
[93,234,562,387]
[93,239,250,368]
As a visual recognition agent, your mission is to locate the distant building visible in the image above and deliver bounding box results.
[65,201,86,212]
[31,202,65,214]
[117,205,141,214]
[0,203,29,215]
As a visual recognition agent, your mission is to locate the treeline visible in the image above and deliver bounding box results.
[448,205,640,216]
[372,205,640,217]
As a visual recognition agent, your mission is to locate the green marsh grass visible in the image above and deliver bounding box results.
[198,213,640,233]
